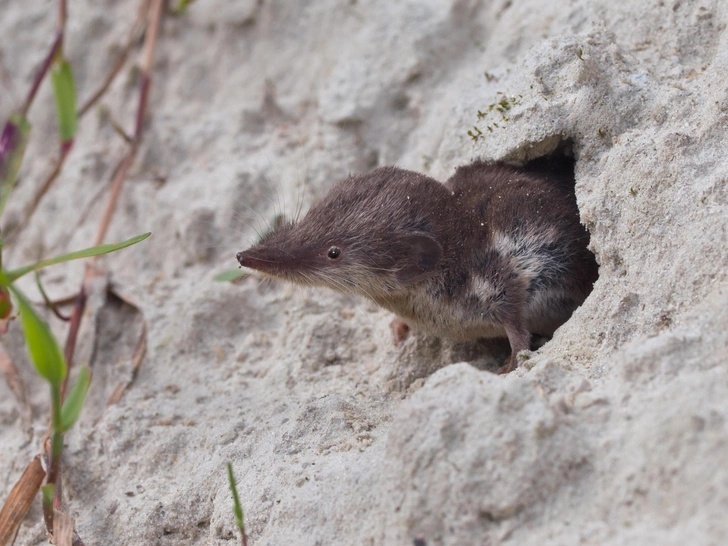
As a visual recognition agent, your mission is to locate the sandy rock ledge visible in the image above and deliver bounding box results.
[0,1,727,545]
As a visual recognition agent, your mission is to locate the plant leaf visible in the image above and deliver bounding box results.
[213,269,249,283]
[9,286,66,387]
[5,232,151,282]
[0,113,32,219]
[51,59,77,144]
[227,462,245,532]
[59,367,91,432]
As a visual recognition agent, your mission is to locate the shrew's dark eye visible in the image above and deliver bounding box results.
[327,246,342,260]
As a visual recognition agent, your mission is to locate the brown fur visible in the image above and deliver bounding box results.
[237,160,598,373]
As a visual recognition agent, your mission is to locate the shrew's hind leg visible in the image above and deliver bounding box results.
[497,321,531,374]
[471,249,532,374]
[389,317,410,345]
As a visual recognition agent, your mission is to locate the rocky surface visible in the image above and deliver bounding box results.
[0,0,726,544]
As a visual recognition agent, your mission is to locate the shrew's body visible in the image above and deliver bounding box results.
[237,160,598,373]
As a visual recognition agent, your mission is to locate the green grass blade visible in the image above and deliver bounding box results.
[0,113,32,219]
[227,462,245,532]
[51,59,77,144]
[34,270,56,312]
[9,286,66,387]
[41,484,55,513]
[59,366,91,432]
[5,232,151,282]
[213,269,249,283]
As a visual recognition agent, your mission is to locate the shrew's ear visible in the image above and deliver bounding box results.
[395,232,442,283]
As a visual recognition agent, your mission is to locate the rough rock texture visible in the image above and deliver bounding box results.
[1,0,727,544]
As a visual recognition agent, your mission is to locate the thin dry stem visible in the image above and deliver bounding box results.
[108,114,134,143]
[59,286,86,400]
[140,0,162,74]
[77,1,149,117]
[21,32,62,118]
[106,319,147,407]
[87,0,163,255]
[65,0,161,379]
[57,0,67,33]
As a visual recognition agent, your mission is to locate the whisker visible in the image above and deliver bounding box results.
[258,146,286,219]
[293,133,309,224]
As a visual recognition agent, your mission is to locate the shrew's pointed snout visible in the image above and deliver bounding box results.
[235,247,283,274]
[234,244,309,279]
[236,250,264,270]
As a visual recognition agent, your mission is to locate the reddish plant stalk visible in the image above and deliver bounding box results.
[20,32,63,119]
